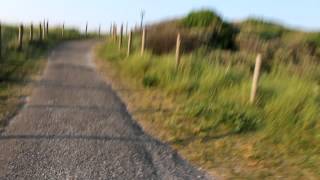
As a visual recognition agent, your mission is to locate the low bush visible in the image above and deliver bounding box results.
[144,9,237,54]
[182,9,222,28]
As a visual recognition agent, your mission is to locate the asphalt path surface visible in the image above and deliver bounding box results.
[0,40,211,180]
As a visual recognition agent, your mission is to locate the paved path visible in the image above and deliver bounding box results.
[0,40,210,180]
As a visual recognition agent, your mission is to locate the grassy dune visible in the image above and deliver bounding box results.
[97,10,320,179]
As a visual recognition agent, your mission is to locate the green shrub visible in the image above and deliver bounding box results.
[144,9,237,54]
[240,18,287,40]
[182,10,237,50]
[182,10,222,28]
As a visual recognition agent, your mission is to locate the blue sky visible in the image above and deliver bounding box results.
[0,0,319,32]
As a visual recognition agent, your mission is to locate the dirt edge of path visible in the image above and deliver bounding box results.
[0,56,47,134]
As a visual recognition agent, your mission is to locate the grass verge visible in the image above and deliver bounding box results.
[0,24,81,129]
[95,41,320,179]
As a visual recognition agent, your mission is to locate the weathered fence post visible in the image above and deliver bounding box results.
[127,31,132,57]
[62,23,64,38]
[119,24,123,50]
[109,25,112,36]
[18,24,24,51]
[140,10,145,30]
[85,22,88,38]
[175,33,181,69]
[29,23,34,42]
[42,20,46,40]
[39,23,43,41]
[98,25,101,38]
[113,23,117,42]
[0,22,2,58]
[141,28,146,56]
[46,21,49,37]
[112,24,114,41]
[125,22,128,35]
[250,54,262,104]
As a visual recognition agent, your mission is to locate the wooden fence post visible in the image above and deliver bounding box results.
[42,20,46,40]
[30,23,34,42]
[109,25,112,36]
[125,22,128,36]
[46,21,49,37]
[175,33,181,69]
[141,28,146,56]
[113,24,117,42]
[39,23,43,41]
[119,24,123,50]
[112,24,114,41]
[85,22,88,38]
[18,24,24,51]
[98,25,101,38]
[127,31,132,57]
[62,23,64,38]
[0,22,2,58]
[250,54,262,104]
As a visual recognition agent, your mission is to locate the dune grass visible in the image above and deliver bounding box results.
[97,38,320,178]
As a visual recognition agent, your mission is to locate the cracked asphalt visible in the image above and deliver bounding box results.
[0,40,211,180]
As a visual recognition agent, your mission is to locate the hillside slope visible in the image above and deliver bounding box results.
[97,10,320,179]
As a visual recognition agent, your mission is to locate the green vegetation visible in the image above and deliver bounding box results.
[182,10,222,28]
[0,24,80,128]
[145,10,236,54]
[97,9,320,178]
[238,18,288,40]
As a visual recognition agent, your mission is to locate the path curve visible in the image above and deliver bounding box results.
[0,40,211,180]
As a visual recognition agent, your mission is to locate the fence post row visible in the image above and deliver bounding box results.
[127,31,132,57]
[119,24,123,50]
[30,23,34,42]
[250,54,262,104]
[141,28,146,56]
[175,33,182,69]
[18,24,24,51]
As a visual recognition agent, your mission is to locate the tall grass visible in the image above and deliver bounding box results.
[99,36,320,158]
[98,10,320,177]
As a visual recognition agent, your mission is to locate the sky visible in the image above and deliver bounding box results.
[0,0,319,32]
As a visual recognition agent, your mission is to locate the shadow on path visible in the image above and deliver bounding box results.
[0,134,165,146]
